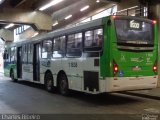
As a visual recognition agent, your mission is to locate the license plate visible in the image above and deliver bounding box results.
[132,66,141,71]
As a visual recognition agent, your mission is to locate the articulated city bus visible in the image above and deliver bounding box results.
[3,15,158,95]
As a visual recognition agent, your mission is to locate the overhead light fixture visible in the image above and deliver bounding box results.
[96,0,100,3]
[32,32,39,37]
[117,6,138,13]
[53,21,58,26]
[65,15,72,20]
[128,6,138,10]
[5,23,15,29]
[39,0,64,11]
[0,0,5,4]
[80,5,90,12]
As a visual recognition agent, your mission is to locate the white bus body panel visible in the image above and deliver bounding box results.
[20,59,157,94]
[22,64,33,81]
[61,57,83,91]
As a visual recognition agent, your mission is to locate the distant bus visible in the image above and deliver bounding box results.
[3,15,158,95]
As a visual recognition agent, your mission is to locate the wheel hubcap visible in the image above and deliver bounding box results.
[47,79,52,90]
[60,80,67,92]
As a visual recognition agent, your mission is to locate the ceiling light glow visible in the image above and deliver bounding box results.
[80,5,90,12]
[39,0,63,11]
[0,0,5,4]
[32,32,39,37]
[53,21,58,26]
[96,0,100,3]
[5,23,15,29]
[65,15,72,20]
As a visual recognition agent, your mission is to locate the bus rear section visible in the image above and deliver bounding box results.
[104,16,158,92]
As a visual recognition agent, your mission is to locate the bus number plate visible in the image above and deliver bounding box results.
[132,66,141,71]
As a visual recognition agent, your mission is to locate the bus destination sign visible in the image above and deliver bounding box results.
[129,20,142,30]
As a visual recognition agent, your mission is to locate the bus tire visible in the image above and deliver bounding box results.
[10,69,17,82]
[58,74,69,96]
[45,72,55,92]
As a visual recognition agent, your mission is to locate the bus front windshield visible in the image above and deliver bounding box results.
[115,19,154,46]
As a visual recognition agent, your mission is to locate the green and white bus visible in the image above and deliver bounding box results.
[3,15,158,95]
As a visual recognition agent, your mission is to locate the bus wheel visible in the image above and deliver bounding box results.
[10,70,17,82]
[45,73,54,92]
[58,74,69,96]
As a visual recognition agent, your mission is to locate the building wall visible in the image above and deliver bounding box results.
[14,27,47,42]
[117,0,139,11]
[14,27,36,41]
[0,29,14,42]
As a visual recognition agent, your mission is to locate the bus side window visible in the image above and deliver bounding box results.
[84,31,93,47]
[22,45,28,64]
[3,50,8,60]
[53,36,65,58]
[60,36,66,54]
[42,40,53,59]
[84,28,103,52]
[94,29,103,47]
[67,33,82,57]
[11,47,16,63]
[28,44,33,63]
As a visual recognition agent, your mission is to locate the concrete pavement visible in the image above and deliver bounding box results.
[0,73,159,120]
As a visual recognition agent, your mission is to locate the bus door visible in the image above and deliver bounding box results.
[17,47,22,78]
[33,43,40,81]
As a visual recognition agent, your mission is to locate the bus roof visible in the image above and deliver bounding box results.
[10,17,104,47]
[8,15,153,47]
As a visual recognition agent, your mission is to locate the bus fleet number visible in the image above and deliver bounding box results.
[130,21,140,29]
[69,62,77,68]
